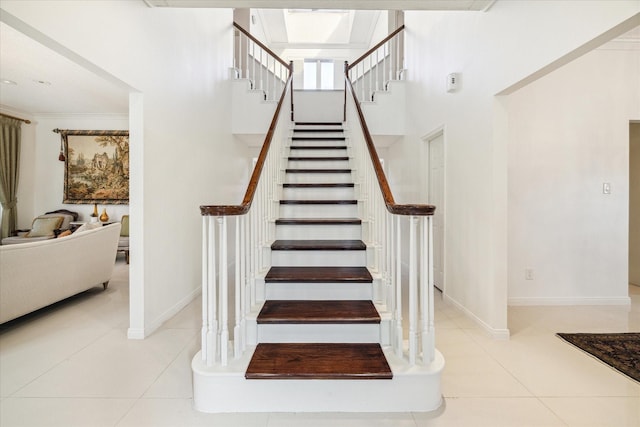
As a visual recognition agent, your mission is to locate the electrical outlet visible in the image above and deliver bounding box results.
[525,269,534,280]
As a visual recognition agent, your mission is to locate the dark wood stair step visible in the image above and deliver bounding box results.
[276,218,361,225]
[295,122,343,126]
[257,300,380,324]
[288,157,349,161]
[292,136,345,141]
[290,146,347,150]
[280,200,357,205]
[246,343,392,380]
[271,240,365,251]
[282,183,354,188]
[293,129,344,133]
[285,169,351,173]
[266,266,372,283]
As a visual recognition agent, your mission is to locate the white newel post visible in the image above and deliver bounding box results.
[408,216,418,366]
[234,217,242,358]
[218,217,229,366]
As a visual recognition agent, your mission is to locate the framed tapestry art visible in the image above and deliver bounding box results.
[56,129,129,204]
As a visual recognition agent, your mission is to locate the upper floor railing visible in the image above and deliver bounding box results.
[347,25,405,103]
[233,22,291,103]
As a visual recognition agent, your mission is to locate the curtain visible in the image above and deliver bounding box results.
[0,116,21,239]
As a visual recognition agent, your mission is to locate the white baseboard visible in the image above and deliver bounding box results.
[127,328,146,340]
[443,294,510,340]
[127,286,202,339]
[508,296,631,306]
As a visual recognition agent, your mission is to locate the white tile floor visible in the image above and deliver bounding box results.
[1,260,639,426]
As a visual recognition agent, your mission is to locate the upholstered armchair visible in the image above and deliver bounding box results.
[1,209,78,245]
[117,215,129,263]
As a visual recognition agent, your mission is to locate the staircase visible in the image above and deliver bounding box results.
[246,122,392,379]
[193,109,444,413]
[194,24,442,413]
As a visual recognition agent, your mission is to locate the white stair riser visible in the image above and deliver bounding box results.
[275,224,361,240]
[281,187,355,200]
[285,172,352,184]
[280,204,358,218]
[287,160,350,169]
[288,149,348,157]
[265,282,373,300]
[290,141,346,147]
[292,131,344,138]
[257,323,380,343]
[271,250,366,267]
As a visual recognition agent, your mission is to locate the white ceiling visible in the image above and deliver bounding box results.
[0,22,129,117]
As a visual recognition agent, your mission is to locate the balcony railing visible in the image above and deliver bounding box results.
[233,22,290,103]
[347,25,404,103]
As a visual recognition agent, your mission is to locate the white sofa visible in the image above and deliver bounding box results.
[0,223,121,324]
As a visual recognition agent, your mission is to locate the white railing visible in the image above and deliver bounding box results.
[199,73,292,367]
[234,22,290,102]
[347,25,404,103]
[345,73,436,366]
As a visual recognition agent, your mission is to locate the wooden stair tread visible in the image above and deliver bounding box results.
[292,136,346,141]
[293,129,344,133]
[280,200,357,205]
[266,266,372,283]
[271,240,365,251]
[285,169,351,173]
[290,146,347,150]
[295,122,343,126]
[288,157,349,161]
[276,218,361,225]
[246,343,392,379]
[257,300,380,324]
[282,183,354,188]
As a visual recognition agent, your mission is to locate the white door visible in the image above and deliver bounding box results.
[427,133,445,292]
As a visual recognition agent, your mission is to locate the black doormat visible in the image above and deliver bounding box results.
[556,333,640,383]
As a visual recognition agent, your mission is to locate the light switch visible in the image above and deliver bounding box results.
[603,182,611,194]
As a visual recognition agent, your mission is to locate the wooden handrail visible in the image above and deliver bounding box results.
[348,25,404,71]
[200,72,293,217]
[344,74,435,216]
[233,22,291,70]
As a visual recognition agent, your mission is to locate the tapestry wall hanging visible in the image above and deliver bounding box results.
[55,129,129,204]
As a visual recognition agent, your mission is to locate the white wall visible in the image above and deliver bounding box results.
[2,1,244,337]
[630,123,640,286]
[508,46,640,304]
[293,90,344,123]
[397,1,639,336]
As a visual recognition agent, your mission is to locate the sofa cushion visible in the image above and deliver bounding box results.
[36,213,74,230]
[2,235,54,245]
[26,217,64,237]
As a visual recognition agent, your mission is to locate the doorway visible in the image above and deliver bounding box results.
[424,129,445,292]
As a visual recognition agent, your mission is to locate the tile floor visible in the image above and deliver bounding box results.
[1,260,639,426]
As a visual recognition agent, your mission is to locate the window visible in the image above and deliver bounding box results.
[303,59,334,90]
